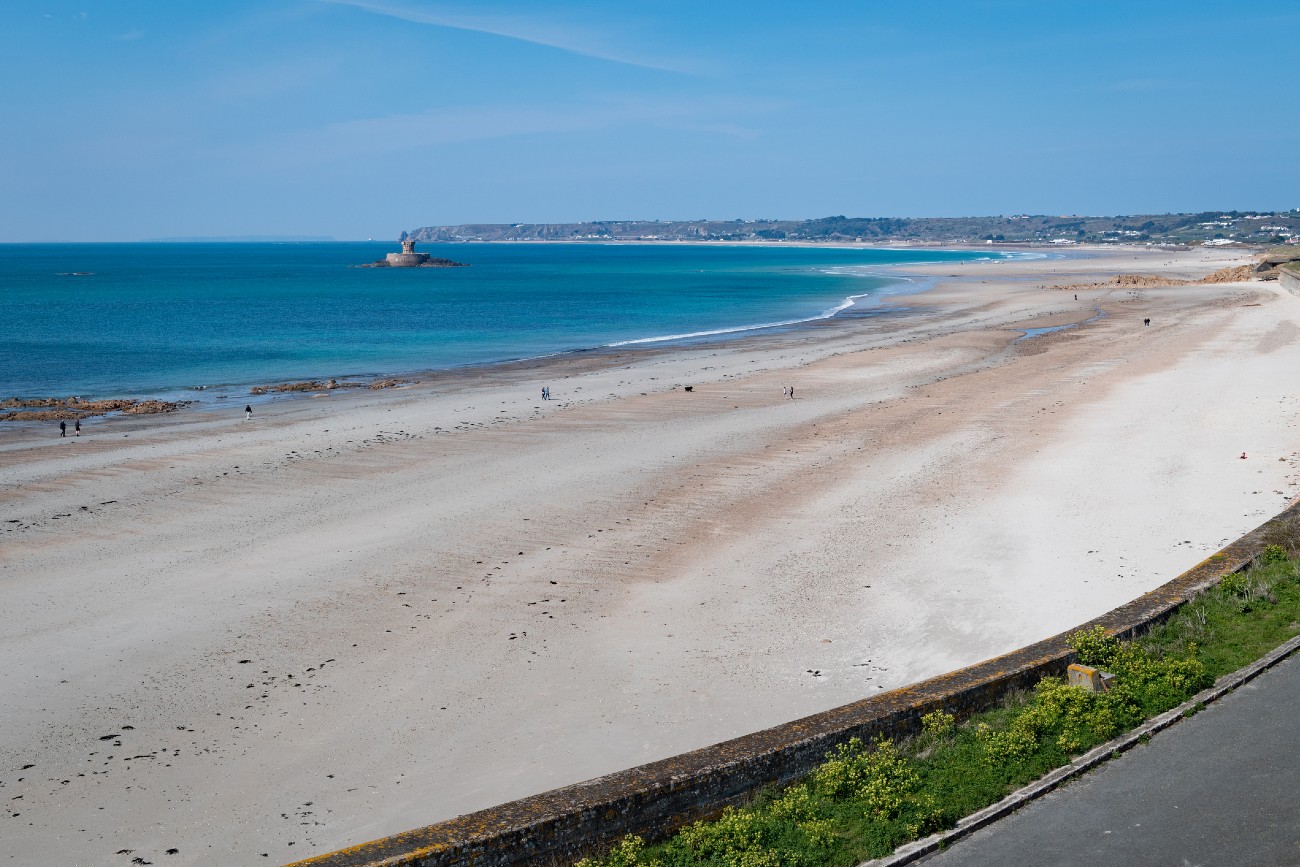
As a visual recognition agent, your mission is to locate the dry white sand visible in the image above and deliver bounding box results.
[2,245,1299,865]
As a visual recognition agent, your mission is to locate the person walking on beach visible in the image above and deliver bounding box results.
[59,420,66,437]
[74,418,81,436]
[789,385,795,399]
[245,404,252,420]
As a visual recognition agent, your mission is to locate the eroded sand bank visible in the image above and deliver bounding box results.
[3,245,1299,865]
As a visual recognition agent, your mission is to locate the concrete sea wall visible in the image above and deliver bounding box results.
[289,502,1300,867]
[1279,263,1300,296]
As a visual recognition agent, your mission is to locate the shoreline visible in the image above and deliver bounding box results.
[4,243,1297,866]
[0,244,1052,430]
[9,240,1218,420]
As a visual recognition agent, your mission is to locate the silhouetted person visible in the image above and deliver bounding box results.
[75,418,81,436]
[245,404,252,420]
[59,420,66,437]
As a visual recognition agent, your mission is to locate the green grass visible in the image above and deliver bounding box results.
[1141,549,1300,677]
[577,539,1300,867]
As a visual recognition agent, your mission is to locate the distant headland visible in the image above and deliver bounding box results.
[402,210,1300,247]
[356,238,468,268]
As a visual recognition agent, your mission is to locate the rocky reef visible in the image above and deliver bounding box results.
[249,378,407,395]
[356,257,468,268]
[0,396,185,421]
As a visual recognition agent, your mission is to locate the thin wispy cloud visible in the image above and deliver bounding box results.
[114,28,146,41]
[1105,78,1172,93]
[316,0,699,74]
[201,56,343,102]
[233,94,775,169]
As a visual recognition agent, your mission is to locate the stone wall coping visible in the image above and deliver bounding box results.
[288,502,1300,867]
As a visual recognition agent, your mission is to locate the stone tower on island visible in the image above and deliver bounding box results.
[358,236,466,268]
[385,238,432,267]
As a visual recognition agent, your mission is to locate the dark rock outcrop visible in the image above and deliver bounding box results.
[356,257,468,268]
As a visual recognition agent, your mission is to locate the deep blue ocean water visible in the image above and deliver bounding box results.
[1,242,1000,401]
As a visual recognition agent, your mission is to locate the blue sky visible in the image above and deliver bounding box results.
[3,1,1297,240]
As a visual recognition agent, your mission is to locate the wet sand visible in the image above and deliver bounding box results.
[3,245,1299,865]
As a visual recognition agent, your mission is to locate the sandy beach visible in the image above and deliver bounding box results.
[4,244,1299,865]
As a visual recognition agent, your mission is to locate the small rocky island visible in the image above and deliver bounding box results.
[357,239,468,268]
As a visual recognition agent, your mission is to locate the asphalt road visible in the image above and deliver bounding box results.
[920,652,1300,867]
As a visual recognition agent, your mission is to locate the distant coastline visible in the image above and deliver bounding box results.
[404,210,1300,247]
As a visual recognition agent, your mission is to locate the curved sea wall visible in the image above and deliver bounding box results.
[290,502,1300,867]
[1279,262,1300,296]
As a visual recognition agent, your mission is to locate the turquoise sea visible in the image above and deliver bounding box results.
[1,242,1004,402]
